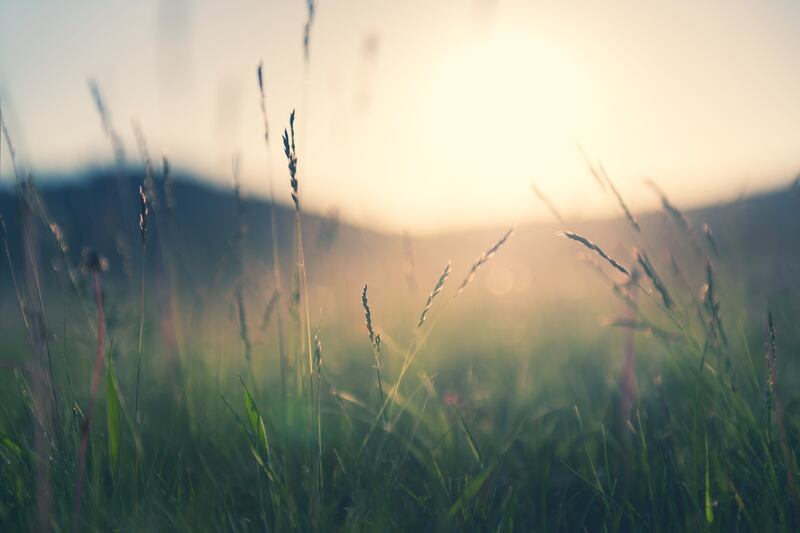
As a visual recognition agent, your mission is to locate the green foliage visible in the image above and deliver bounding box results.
[0,173,798,531]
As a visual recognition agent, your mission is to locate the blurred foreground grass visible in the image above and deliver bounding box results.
[1,223,798,533]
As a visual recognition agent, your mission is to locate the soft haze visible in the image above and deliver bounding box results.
[1,0,799,232]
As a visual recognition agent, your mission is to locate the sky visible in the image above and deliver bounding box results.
[1,0,799,233]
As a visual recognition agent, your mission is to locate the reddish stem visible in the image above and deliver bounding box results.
[72,272,105,531]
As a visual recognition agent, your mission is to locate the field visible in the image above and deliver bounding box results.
[4,0,800,529]
[0,127,799,533]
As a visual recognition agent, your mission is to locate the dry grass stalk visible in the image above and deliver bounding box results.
[257,63,270,143]
[361,285,377,346]
[314,333,323,497]
[231,156,253,367]
[766,312,777,417]
[577,145,641,234]
[635,249,673,309]
[418,262,451,329]
[598,164,641,233]
[236,283,253,364]
[282,110,314,394]
[88,80,126,166]
[314,334,322,378]
[73,249,109,530]
[356,261,454,462]
[577,144,607,192]
[283,110,299,210]
[134,185,149,418]
[0,214,28,329]
[703,223,720,256]
[257,62,288,399]
[0,104,22,183]
[2,124,79,296]
[702,260,726,345]
[133,122,160,210]
[19,181,57,532]
[260,289,280,330]
[581,254,638,312]
[312,331,323,527]
[560,231,629,276]
[138,185,149,245]
[455,227,514,296]
[303,0,316,63]
[766,311,781,448]
[619,279,639,422]
[361,285,386,423]
[531,183,566,225]
[132,128,192,426]
[765,312,799,507]
[88,81,135,281]
[646,180,692,233]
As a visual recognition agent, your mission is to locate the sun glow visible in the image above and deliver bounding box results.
[399,29,595,227]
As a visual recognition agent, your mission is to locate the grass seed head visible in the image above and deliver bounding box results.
[314,334,322,374]
[138,185,148,244]
[635,249,673,309]
[456,227,514,296]
[256,62,269,143]
[767,312,777,394]
[361,284,377,347]
[283,110,299,209]
[418,261,451,328]
[560,231,629,276]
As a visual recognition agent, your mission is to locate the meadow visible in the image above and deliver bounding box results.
[1,91,800,532]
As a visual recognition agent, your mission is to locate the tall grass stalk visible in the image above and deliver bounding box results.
[134,185,148,420]
[257,62,288,400]
[20,180,57,532]
[73,250,108,531]
[0,214,27,329]
[133,129,186,364]
[313,334,323,528]
[282,110,314,386]
[455,227,514,297]
[361,285,386,424]
[231,155,254,375]
[766,313,798,511]
[530,183,566,225]
[88,80,134,282]
[356,261,451,461]
[0,103,21,184]
[560,231,629,275]
[597,164,641,233]
[282,109,320,525]
[133,128,194,430]
[579,145,640,233]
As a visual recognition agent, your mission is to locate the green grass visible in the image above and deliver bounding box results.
[1,103,798,531]
[0,218,797,532]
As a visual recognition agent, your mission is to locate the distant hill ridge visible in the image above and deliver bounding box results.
[0,168,797,305]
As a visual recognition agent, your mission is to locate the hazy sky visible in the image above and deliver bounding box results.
[1,0,799,233]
